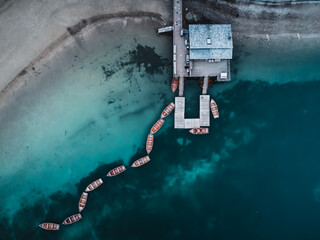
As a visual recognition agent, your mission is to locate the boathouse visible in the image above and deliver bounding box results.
[188,24,232,81]
[158,0,233,129]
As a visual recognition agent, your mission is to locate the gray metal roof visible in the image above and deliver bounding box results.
[189,24,233,59]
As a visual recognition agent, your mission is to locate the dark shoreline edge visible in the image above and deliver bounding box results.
[0,11,167,107]
[235,0,320,5]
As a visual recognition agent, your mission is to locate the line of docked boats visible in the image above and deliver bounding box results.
[39,83,220,231]
[39,85,220,231]
[39,102,175,231]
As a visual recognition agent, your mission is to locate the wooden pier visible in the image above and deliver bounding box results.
[158,26,173,34]
[174,95,210,129]
[173,0,187,94]
[158,0,232,129]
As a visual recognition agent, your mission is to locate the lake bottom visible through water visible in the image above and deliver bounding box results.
[0,20,320,240]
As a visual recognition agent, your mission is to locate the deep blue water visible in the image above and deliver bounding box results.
[1,25,320,240]
[2,79,320,240]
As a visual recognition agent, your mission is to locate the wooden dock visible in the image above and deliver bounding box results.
[174,95,210,129]
[173,0,187,81]
[158,0,230,130]
[158,26,173,34]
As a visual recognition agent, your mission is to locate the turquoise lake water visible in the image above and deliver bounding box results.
[1,19,320,240]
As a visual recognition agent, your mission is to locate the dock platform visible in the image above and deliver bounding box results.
[158,26,173,34]
[174,95,210,129]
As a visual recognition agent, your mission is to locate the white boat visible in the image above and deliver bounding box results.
[85,178,103,192]
[107,165,126,177]
[39,222,60,230]
[150,119,165,134]
[62,213,82,225]
[146,134,154,154]
[189,128,209,135]
[78,192,88,212]
[161,102,175,118]
[210,99,219,119]
[131,156,150,167]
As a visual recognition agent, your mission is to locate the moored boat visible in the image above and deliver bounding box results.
[131,156,150,168]
[210,99,219,119]
[161,102,175,118]
[146,134,154,154]
[78,192,88,212]
[150,119,165,134]
[171,77,178,92]
[189,128,209,135]
[107,165,126,177]
[62,213,82,225]
[85,178,103,192]
[39,223,60,231]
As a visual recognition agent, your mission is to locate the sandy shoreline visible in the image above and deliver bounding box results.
[0,11,166,108]
[0,0,172,96]
[0,0,320,106]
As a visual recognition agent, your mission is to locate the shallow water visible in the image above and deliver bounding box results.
[1,19,320,240]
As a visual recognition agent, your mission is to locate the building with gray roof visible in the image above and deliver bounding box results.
[188,24,233,81]
[189,24,233,60]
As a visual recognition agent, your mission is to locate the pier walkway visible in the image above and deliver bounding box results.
[172,0,210,129]
[202,76,209,94]
[158,0,227,130]
[173,0,187,96]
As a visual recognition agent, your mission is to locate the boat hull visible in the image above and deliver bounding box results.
[39,223,60,230]
[171,78,178,92]
[78,192,88,212]
[107,165,126,177]
[62,213,82,225]
[85,178,103,192]
[161,102,175,118]
[150,119,165,134]
[189,128,209,135]
[210,99,219,119]
[146,134,154,154]
[132,156,150,167]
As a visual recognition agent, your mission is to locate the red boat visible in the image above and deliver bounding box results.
[189,128,209,135]
[131,156,150,168]
[62,213,82,225]
[39,222,60,231]
[210,99,219,119]
[171,77,178,92]
[78,192,88,212]
[161,102,175,118]
[150,119,165,134]
[146,134,154,154]
[107,165,126,177]
[85,178,103,192]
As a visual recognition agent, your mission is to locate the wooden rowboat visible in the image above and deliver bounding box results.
[150,119,165,134]
[107,165,126,177]
[62,213,82,225]
[171,77,178,92]
[78,192,88,212]
[189,128,209,135]
[161,102,175,118]
[85,178,103,192]
[210,99,219,119]
[131,156,150,168]
[146,134,154,154]
[39,222,60,230]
